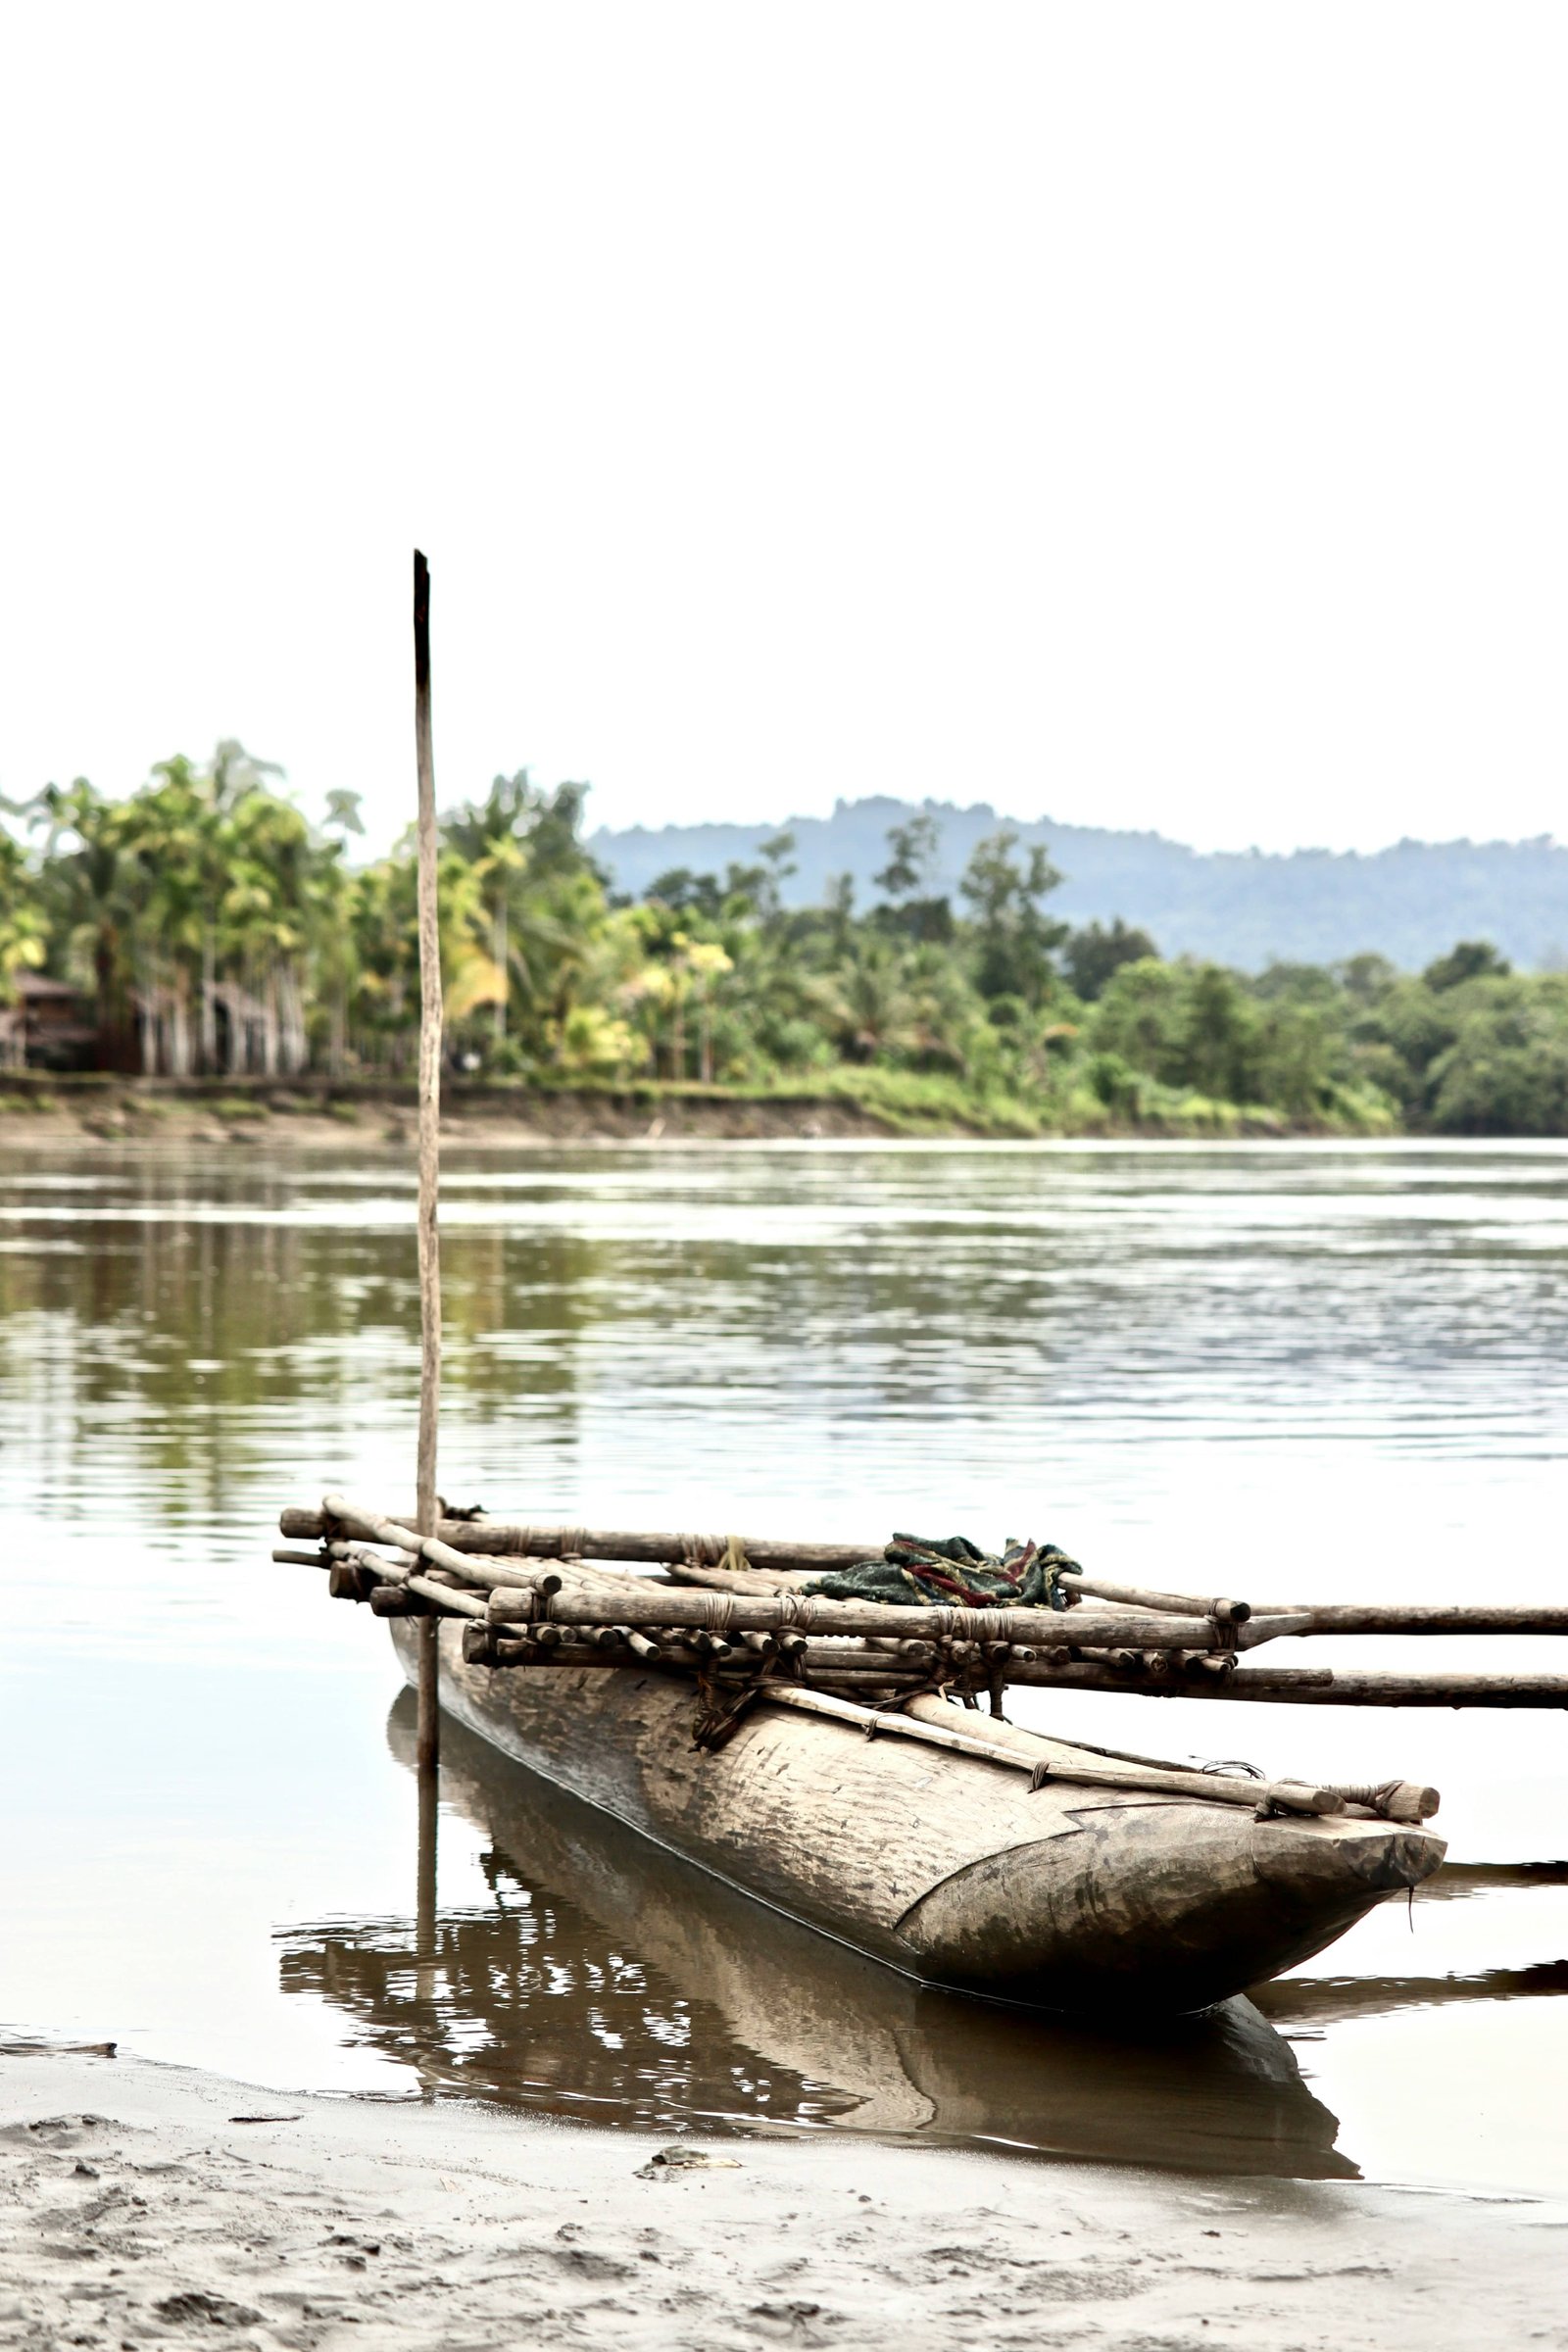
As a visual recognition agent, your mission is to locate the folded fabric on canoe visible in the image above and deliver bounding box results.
[805,1532,1079,1612]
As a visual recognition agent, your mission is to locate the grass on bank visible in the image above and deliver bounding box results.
[725,1063,1396,1138]
[0,1064,1401,1140]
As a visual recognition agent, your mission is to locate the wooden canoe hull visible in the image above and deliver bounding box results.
[394,1623,1446,2015]
[323,1694,1357,2175]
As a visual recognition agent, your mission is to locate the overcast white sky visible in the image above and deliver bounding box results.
[1,3,1564,856]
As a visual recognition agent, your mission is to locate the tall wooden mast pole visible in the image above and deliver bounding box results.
[413,549,442,1773]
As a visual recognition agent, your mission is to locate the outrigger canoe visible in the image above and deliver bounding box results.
[393,1620,1446,2016]
[282,1692,1359,2176]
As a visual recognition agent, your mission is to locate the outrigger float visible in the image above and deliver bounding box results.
[271,553,1568,2024]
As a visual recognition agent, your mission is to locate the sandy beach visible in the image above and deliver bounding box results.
[2,2048,1564,2351]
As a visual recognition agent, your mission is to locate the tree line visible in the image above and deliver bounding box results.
[3,745,1565,1133]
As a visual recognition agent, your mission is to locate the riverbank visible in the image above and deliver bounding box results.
[0,1070,1389,1146]
[2,2047,1563,2350]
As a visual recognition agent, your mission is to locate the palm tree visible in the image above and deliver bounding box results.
[442,773,599,1059]
[9,779,140,1065]
[0,829,47,1063]
[823,941,922,1061]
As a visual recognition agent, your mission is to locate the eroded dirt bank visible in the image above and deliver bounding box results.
[0,1072,1359,1147]
[0,1081,933,1148]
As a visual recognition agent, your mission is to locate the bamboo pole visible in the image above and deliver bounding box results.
[306,1503,1246,1650]
[414,550,442,1774]
[278,1508,880,1573]
[282,1506,1568,1642]
[304,1534,1568,1706]
[481,1582,1259,1650]
[449,1629,1568,1707]
[460,1628,941,1676]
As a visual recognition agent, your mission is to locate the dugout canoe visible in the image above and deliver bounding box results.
[393,1621,1446,2015]
[284,1692,1358,2177]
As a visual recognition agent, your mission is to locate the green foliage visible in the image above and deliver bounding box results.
[4,764,1565,1133]
[1063,918,1159,1002]
[959,830,1067,1005]
[870,814,954,947]
[1423,940,1512,992]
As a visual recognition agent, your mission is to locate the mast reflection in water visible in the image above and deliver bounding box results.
[276,1695,1355,2179]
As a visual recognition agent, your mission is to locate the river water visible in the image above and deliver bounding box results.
[2,1138,1565,2192]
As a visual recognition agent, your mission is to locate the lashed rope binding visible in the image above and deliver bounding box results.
[688,1537,764,1749]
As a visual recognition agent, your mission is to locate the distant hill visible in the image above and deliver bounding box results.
[589,798,1568,972]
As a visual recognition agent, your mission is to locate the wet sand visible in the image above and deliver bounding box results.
[3,2049,1564,2350]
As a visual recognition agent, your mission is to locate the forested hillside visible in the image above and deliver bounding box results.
[592,799,1568,973]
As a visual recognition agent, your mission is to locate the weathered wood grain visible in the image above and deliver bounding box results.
[761,1687,1341,1814]
[390,1621,1446,2013]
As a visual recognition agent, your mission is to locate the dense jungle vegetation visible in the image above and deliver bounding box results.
[3,746,1565,1135]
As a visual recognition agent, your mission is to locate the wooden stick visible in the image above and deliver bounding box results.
[1249,1604,1568,1637]
[895,1697,1438,1822]
[322,1496,512,1584]
[328,1559,377,1603]
[992,1659,1568,1706]
[369,1584,426,1616]
[410,1573,485,1618]
[318,1513,666,1616]
[664,1560,814,1595]
[956,1655,1314,1691]
[759,1687,1340,1815]
[413,549,442,1776]
[1059,1573,1250,1625]
[325,1535,564,1596]
[1143,1669,1568,1707]
[416,1750,438,1987]
[1321,1779,1440,1824]
[362,1562,486,1620]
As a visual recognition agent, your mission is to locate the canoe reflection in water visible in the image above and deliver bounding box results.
[276,1696,1363,2179]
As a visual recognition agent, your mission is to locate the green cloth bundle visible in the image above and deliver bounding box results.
[805,1532,1080,1612]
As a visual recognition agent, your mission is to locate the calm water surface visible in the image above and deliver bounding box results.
[2,1138,1565,2192]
